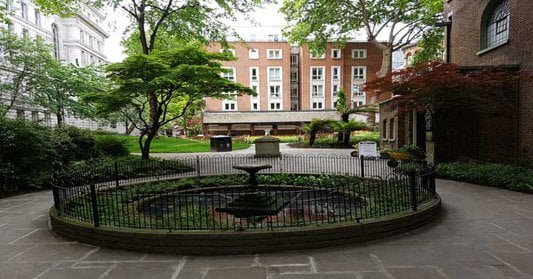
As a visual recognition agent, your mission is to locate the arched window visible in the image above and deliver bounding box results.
[481,0,510,50]
[51,24,60,60]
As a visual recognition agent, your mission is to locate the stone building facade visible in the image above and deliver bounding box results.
[203,41,384,135]
[1,0,124,132]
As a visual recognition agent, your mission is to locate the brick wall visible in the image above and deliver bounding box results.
[444,0,533,164]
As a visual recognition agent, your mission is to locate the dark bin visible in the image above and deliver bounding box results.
[210,136,232,152]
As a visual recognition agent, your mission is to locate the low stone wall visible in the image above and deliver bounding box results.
[50,196,441,255]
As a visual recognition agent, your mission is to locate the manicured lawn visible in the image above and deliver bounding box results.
[97,135,251,153]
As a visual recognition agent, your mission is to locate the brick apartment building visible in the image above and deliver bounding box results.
[380,0,532,165]
[202,41,383,135]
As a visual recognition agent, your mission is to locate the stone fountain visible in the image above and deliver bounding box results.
[215,164,277,222]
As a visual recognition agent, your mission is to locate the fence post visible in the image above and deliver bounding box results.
[89,184,100,227]
[360,155,365,178]
[409,171,417,211]
[52,187,61,214]
[196,155,201,177]
[430,172,436,198]
[114,161,119,188]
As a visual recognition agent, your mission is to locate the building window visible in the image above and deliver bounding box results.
[80,30,85,43]
[222,67,236,82]
[382,119,387,139]
[290,54,298,66]
[269,85,281,98]
[311,67,324,80]
[44,112,51,126]
[312,102,323,110]
[331,49,341,59]
[352,66,366,81]
[270,102,281,110]
[31,111,39,122]
[312,85,324,97]
[51,24,60,60]
[482,0,510,50]
[248,48,259,59]
[267,49,282,59]
[290,71,298,81]
[21,2,28,20]
[268,67,281,81]
[22,29,29,38]
[34,10,41,26]
[89,36,94,48]
[291,86,298,98]
[250,67,259,82]
[310,49,325,59]
[16,109,25,120]
[351,49,367,59]
[389,118,395,139]
[252,102,259,111]
[223,102,237,111]
[332,66,341,80]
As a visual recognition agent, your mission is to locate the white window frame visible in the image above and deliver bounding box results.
[351,66,367,107]
[267,66,283,110]
[310,49,325,59]
[311,66,325,81]
[331,66,341,81]
[222,67,238,111]
[21,2,28,20]
[267,49,282,60]
[351,49,367,59]
[311,84,324,97]
[331,49,342,59]
[248,48,259,59]
[249,67,260,111]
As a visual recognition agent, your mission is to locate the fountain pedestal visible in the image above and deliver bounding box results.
[233,164,272,189]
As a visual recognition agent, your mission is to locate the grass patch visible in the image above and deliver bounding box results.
[96,135,251,153]
[435,161,533,193]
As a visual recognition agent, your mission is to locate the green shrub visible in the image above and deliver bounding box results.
[435,161,533,193]
[0,118,60,191]
[54,126,98,162]
[95,136,129,157]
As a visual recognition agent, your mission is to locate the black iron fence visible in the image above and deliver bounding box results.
[52,154,437,231]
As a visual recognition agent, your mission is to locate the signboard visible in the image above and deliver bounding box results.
[358,141,378,158]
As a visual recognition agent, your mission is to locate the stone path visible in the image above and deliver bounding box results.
[1,179,532,279]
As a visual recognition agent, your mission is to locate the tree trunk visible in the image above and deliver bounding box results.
[141,130,156,160]
[56,112,63,128]
[370,39,393,78]
[309,132,316,146]
[125,123,135,135]
[343,131,351,146]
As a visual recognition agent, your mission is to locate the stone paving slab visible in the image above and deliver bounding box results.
[0,179,532,279]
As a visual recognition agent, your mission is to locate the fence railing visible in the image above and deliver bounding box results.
[52,154,437,231]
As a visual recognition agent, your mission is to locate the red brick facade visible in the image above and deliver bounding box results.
[443,0,533,164]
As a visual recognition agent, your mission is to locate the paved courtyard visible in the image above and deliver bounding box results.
[1,179,532,279]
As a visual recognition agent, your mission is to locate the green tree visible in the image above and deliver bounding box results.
[0,30,53,117]
[334,89,378,143]
[88,46,254,159]
[331,120,369,146]
[281,0,443,77]
[412,27,445,65]
[28,61,106,127]
[303,118,332,146]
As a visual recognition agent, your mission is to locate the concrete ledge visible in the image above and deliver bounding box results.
[50,196,441,255]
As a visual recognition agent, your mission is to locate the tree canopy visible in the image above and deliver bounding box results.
[87,46,255,159]
[281,0,443,77]
[0,29,53,117]
[28,61,106,127]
